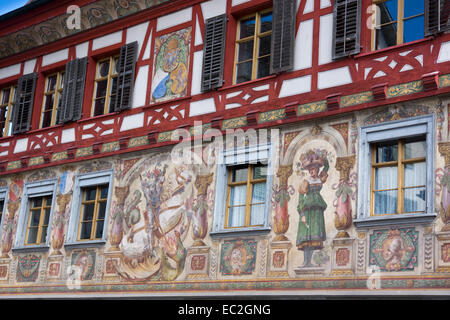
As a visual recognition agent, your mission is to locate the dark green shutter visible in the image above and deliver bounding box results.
[270,0,296,74]
[201,14,227,92]
[60,57,87,123]
[113,41,138,111]
[425,0,450,36]
[11,73,37,135]
[332,0,361,60]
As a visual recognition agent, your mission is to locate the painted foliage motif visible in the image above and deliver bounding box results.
[220,239,257,276]
[369,229,418,272]
[151,28,192,103]
[113,153,195,281]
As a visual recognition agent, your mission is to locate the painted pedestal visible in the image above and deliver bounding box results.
[267,241,292,277]
[330,238,355,276]
[436,231,450,273]
[186,246,210,280]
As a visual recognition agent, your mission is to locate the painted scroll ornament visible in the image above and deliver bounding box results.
[271,165,294,241]
[109,186,130,251]
[192,174,213,246]
[437,142,450,231]
[51,193,71,256]
[1,201,19,258]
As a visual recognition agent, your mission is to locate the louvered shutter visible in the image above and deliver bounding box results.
[201,14,227,92]
[60,57,87,123]
[113,41,138,111]
[425,0,450,36]
[270,0,296,74]
[332,0,361,60]
[11,73,37,135]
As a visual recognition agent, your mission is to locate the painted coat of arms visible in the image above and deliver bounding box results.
[16,254,41,282]
[220,240,257,276]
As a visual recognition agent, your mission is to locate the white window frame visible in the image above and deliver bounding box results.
[355,114,436,228]
[211,143,273,237]
[13,179,57,251]
[65,169,113,246]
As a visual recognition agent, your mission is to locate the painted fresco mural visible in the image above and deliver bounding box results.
[0,98,448,295]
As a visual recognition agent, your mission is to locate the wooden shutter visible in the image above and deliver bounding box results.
[425,0,450,36]
[11,73,37,135]
[332,0,361,60]
[201,14,227,92]
[113,41,138,111]
[60,57,88,123]
[270,0,296,74]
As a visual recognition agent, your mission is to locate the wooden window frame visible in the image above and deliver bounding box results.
[0,85,15,137]
[371,0,425,51]
[40,71,64,128]
[25,195,52,245]
[233,8,273,84]
[224,163,267,229]
[370,139,426,216]
[91,56,119,116]
[77,184,108,241]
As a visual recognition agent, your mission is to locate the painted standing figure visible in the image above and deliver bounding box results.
[296,149,329,267]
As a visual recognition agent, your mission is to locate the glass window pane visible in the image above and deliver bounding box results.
[377,0,398,25]
[259,12,272,33]
[257,56,270,79]
[231,167,248,183]
[253,165,267,180]
[41,110,52,128]
[95,220,104,239]
[81,203,95,221]
[43,94,55,111]
[250,203,265,225]
[235,61,253,84]
[29,210,41,227]
[93,98,106,116]
[229,185,247,206]
[376,143,398,163]
[375,166,398,190]
[59,72,65,88]
[95,80,108,98]
[47,75,57,92]
[404,0,424,18]
[32,197,42,208]
[376,23,397,50]
[113,57,119,74]
[26,227,38,244]
[43,208,51,225]
[98,61,110,78]
[404,187,426,213]
[374,190,397,214]
[79,222,92,240]
[251,182,266,204]
[84,188,97,201]
[100,185,109,199]
[1,88,10,104]
[258,35,271,57]
[98,202,107,220]
[240,16,256,39]
[237,40,254,62]
[40,225,48,244]
[228,206,246,227]
[404,162,426,187]
[403,15,424,43]
[404,140,426,159]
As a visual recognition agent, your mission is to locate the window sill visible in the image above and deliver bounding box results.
[12,244,50,253]
[354,212,437,229]
[209,226,271,239]
[64,240,106,249]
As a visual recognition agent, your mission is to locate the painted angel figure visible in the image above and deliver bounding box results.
[296,149,329,267]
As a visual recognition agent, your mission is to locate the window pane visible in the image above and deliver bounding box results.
[404,187,426,213]
[374,190,397,214]
[47,75,57,92]
[257,56,270,79]
[29,210,41,227]
[259,12,272,33]
[403,15,424,43]
[95,220,104,239]
[237,40,254,62]
[404,162,426,187]
[79,222,92,240]
[376,23,397,50]
[43,94,55,111]
[250,203,265,225]
[95,80,108,98]
[84,187,97,201]
[258,35,271,57]
[113,57,119,74]
[26,227,38,244]
[98,201,107,220]
[59,72,65,89]
[375,166,398,190]
[229,185,247,206]
[98,61,110,78]
[1,88,10,104]
[240,16,256,39]
[32,197,42,208]
[100,185,109,199]
[41,110,52,128]
[251,182,266,204]
[235,61,253,84]
[404,140,426,159]
[93,98,106,116]
[404,0,424,18]
[253,165,267,180]
[40,225,48,244]
[377,0,398,25]
[43,208,51,225]
[231,167,248,183]
[81,203,95,221]
[376,143,398,163]
[228,206,246,227]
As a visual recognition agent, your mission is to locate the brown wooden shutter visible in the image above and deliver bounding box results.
[201,14,227,92]
[113,41,138,111]
[332,0,361,60]
[60,57,87,123]
[425,0,450,36]
[270,0,296,74]
[11,73,37,135]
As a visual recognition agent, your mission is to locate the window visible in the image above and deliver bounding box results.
[372,0,425,50]
[234,10,273,84]
[356,115,435,227]
[225,163,267,228]
[40,71,64,128]
[25,195,52,245]
[92,56,119,117]
[66,170,113,245]
[78,185,108,241]
[212,144,272,236]
[14,179,56,250]
[0,85,15,137]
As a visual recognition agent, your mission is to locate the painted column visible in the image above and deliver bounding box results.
[333,155,355,238]
[1,201,19,259]
[51,193,71,256]
[192,173,213,247]
[272,165,294,241]
[109,186,129,251]
[438,142,450,232]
